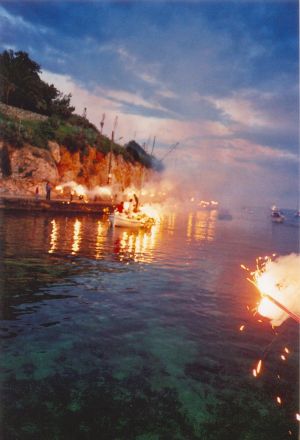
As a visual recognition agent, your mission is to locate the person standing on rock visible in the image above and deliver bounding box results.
[45,181,51,200]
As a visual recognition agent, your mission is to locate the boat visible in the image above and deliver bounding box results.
[109,211,155,228]
[217,209,233,220]
[271,209,284,223]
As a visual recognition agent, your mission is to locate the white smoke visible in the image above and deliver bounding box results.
[56,181,112,199]
[256,253,300,326]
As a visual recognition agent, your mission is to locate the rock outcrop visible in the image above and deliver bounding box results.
[0,141,157,197]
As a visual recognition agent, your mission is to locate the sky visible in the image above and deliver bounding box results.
[0,0,299,207]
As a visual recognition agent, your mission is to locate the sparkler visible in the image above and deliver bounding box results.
[241,254,300,326]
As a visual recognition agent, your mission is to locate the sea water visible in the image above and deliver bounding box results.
[0,207,299,439]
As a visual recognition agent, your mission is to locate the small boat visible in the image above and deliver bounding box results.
[271,210,284,223]
[217,209,233,220]
[109,211,155,228]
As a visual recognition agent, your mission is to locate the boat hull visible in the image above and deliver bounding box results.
[109,212,153,228]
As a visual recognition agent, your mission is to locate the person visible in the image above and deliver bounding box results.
[116,201,124,213]
[35,186,39,201]
[133,193,139,212]
[45,181,51,200]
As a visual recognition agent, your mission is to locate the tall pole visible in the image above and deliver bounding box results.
[107,116,118,185]
[100,113,105,135]
[151,136,156,155]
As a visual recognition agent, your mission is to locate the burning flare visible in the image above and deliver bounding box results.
[243,254,300,326]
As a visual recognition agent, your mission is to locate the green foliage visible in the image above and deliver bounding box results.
[0,50,74,117]
[0,119,24,147]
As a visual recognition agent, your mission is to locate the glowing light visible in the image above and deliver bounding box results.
[280,355,286,361]
[253,359,262,377]
[284,347,290,354]
[245,254,300,326]
[71,219,82,255]
[186,213,193,240]
[239,325,245,331]
[48,219,58,254]
[276,396,282,405]
[296,413,300,422]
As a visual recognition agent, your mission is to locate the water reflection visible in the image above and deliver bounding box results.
[112,224,160,263]
[95,220,107,259]
[71,219,82,255]
[48,219,59,254]
[186,210,217,242]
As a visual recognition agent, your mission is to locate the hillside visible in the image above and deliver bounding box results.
[0,103,162,198]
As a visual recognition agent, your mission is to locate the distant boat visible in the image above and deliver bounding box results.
[217,209,233,220]
[271,209,284,223]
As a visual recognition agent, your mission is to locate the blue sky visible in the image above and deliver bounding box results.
[0,0,298,206]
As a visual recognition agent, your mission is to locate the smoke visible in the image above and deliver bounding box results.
[255,253,300,326]
[56,181,112,199]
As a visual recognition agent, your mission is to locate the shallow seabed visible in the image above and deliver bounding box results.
[0,208,299,439]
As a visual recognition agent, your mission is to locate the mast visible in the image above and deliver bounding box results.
[107,116,118,185]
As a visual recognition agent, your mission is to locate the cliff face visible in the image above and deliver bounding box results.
[0,141,156,197]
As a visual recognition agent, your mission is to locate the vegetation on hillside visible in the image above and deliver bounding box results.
[0,49,163,170]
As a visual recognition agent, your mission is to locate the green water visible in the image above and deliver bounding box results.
[0,209,299,439]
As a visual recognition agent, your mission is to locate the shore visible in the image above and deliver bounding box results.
[0,194,114,215]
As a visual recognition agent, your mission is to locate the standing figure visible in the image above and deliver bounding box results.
[45,181,51,200]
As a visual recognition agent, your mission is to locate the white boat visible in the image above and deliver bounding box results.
[271,210,284,223]
[109,211,155,228]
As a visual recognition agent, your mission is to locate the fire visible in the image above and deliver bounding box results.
[252,359,262,377]
[244,254,300,326]
[139,204,162,222]
[55,181,112,201]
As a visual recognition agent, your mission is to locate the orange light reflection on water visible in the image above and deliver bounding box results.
[116,223,160,263]
[71,219,82,255]
[48,219,59,254]
[187,210,217,242]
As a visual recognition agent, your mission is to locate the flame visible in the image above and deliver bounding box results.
[239,325,245,331]
[55,181,112,201]
[280,354,286,361]
[276,396,282,405]
[296,413,300,421]
[284,347,290,354]
[253,359,262,377]
[139,204,161,222]
[245,254,300,326]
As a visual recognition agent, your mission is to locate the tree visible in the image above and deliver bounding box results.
[0,49,75,117]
